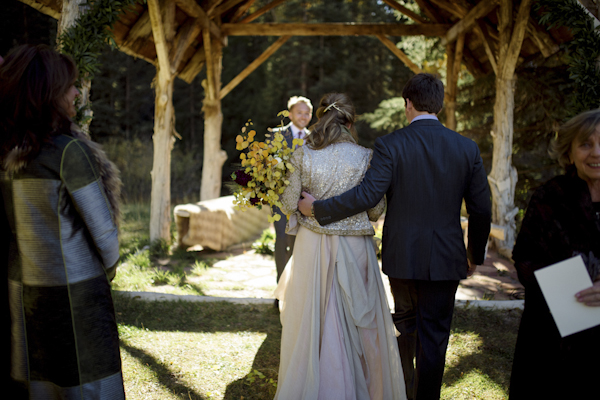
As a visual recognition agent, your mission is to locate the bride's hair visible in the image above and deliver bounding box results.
[307,93,358,150]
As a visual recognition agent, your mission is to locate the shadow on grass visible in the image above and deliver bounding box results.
[113,292,521,399]
[443,306,522,393]
[113,292,281,399]
[120,341,208,400]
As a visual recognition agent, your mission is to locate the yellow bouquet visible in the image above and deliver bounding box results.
[230,111,304,223]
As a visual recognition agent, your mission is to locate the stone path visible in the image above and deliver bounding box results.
[120,241,525,310]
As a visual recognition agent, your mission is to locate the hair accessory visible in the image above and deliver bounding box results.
[324,102,342,113]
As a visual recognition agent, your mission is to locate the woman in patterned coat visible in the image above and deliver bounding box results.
[0,45,125,399]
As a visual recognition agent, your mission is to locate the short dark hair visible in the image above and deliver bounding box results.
[0,44,77,158]
[401,73,444,114]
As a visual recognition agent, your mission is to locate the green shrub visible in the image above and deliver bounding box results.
[253,229,275,255]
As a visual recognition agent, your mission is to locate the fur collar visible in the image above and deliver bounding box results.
[3,125,122,226]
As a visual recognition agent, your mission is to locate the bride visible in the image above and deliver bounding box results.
[274,93,406,400]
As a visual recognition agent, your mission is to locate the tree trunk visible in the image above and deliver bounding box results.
[150,70,176,242]
[489,75,519,258]
[57,0,93,135]
[200,38,227,201]
[488,0,531,258]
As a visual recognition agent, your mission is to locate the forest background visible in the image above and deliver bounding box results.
[0,0,574,221]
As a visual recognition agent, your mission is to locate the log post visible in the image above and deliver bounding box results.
[200,28,227,201]
[148,0,176,242]
[489,0,532,257]
[445,33,464,131]
[57,0,92,134]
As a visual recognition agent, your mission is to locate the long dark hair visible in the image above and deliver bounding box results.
[307,93,358,150]
[0,44,77,158]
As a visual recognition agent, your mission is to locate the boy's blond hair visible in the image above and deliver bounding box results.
[287,96,313,113]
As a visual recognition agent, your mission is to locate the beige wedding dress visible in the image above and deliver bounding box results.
[274,136,406,400]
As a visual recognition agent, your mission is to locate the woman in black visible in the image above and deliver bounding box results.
[509,109,600,399]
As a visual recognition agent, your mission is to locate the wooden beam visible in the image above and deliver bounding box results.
[502,0,532,77]
[148,0,172,78]
[175,0,223,43]
[179,49,206,83]
[382,0,428,24]
[443,0,499,45]
[210,0,246,17]
[122,10,152,48]
[222,23,451,37]
[220,36,290,100]
[376,35,423,75]
[231,0,256,22]
[476,19,498,75]
[203,26,216,100]
[239,0,288,24]
[414,0,443,22]
[526,18,559,58]
[170,18,202,72]
[19,0,60,19]
[429,0,465,19]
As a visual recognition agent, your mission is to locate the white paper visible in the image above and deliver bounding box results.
[534,255,600,337]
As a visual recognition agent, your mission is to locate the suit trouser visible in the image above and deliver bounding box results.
[389,278,459,400]
[273,206,295,283]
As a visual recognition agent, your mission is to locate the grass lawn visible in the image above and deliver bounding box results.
[113,203,521,399]
[115,292,521,400]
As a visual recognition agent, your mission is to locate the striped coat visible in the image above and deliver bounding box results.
[1,130,124,399]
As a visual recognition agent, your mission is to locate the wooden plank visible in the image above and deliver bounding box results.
[239,0,288,24]
[476,19,498,75]
[376,35,423,75]
[382,0,428,24]
[175,0,223,43]
[220,35,290,100]
[222,23,451,36]
[148,0,172,78]
[443,0,499,45]
[170,18,202,72]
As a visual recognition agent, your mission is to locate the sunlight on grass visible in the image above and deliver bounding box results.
[442,370,507,400]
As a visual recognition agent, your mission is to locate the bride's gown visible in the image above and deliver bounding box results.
[274,139,406,400]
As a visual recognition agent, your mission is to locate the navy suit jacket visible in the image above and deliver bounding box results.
[314,119,491,281]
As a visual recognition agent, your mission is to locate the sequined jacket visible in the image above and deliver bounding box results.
[280,137,385,236]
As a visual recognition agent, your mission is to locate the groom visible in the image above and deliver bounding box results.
[272,96,313,305]
[298,74,491,399]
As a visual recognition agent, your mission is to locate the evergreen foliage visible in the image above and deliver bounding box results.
[534,0,600,114]
[57,0,139,82]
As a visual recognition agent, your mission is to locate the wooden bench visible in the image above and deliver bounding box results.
[174,196,271,251]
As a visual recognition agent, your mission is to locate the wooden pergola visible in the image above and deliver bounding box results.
[19,0,597,255]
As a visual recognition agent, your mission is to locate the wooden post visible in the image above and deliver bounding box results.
[200,28,227,201]
[56,0,92,134]
[489,0,532,257]
[148,0,176,242]
[445,33,464,131]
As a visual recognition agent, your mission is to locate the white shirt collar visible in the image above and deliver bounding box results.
[290,124,307,139]
[410,114,439,123]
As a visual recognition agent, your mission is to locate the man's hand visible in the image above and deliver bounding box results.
[467,259,478,277]
[298,191,315,216]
